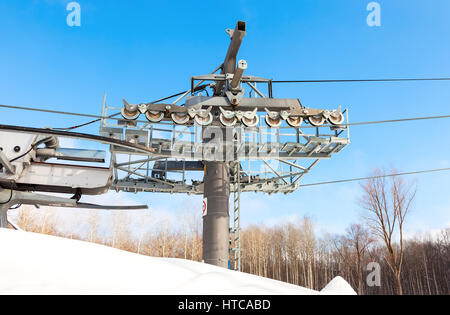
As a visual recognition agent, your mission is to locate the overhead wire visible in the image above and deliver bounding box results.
[298,167,450,188]
[1,76,450,129]
[299,113,450,129]
[52,84,210,131]
[272,77,450,83]
[1,102,450,130]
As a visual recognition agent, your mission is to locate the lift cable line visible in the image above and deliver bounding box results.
[307,114,450,129]
[0,103,174,126]
[273,77,450,84]
[46,76,448,129]
[53,85,211,131]
[299,167,450,188]
[1,103,450,130]
[0,85,211,130]
[0,124,156,155]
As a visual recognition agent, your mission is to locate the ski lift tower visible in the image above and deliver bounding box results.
[99,21,350,270]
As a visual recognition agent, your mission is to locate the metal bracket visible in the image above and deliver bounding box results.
[0,151,15,174]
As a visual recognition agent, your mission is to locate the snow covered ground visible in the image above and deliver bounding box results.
[0,229,356,295]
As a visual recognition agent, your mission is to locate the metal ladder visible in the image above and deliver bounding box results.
[230,162,241,271]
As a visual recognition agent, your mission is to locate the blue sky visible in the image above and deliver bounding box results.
[1,0,450,236]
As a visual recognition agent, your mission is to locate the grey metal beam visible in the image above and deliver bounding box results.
[114,156,163,167]
[0,151,15,174]
[277,159,307,171]
[36,148,106,163]
[214,21,246,96]
[185,96,302,110]
[0,205,7,229]
[113,180,202,194]
[246,82,266,98]
[116,166,176,187]
[0,188,79,229]
[262,160,289,184]
[294,159,320,184]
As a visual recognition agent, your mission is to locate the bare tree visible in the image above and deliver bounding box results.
[360,168,416,295]
[346,224,374,294]
[112,211,134,251]
[135,211,151,255]
[88,211,100,243]
[298,217,316,288]
[16,205,34,230]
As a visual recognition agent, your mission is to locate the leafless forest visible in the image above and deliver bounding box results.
[10,172,450,295]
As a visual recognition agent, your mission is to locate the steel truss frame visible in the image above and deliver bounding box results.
[101,102,349,195]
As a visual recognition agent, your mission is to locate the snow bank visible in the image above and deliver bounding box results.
[0,229,355,295]
[320,276,357,295]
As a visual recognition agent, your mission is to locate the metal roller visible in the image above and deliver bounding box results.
[121,100,140,120]
[145,110,165,123]
[219,107,237,127]
[308,115,325,127]
[240,108,259,127]
[328,110,345,125]
[286,116,303,128]
[264,108,282,128]
[171,112,190,125]
[191,107,214,126]
[242,115,259,127]
[194,113,214,126]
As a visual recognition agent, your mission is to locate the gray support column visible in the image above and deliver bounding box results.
[202,21,245,268]
[0,206,8,228]
[202,161,230,268]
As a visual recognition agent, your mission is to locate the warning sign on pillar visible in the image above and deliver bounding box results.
[202,198,207,217]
